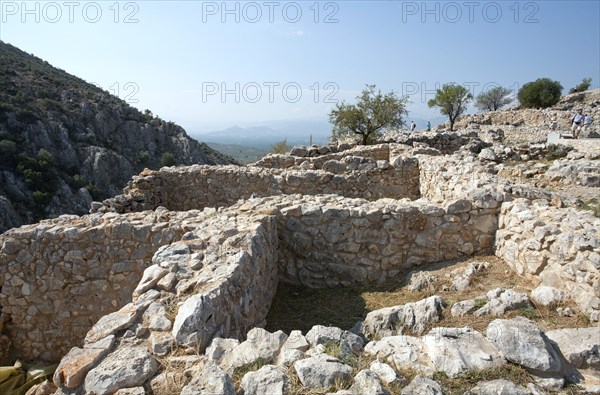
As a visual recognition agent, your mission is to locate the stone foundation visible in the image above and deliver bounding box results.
[1,143,598,367]
[495,199,600,319]
[95,159,420,214]
[0,209,208,362]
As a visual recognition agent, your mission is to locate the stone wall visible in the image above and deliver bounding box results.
[380,131,484,154]
[51,211,279,393]
[448,89,600,143]
[235,195,499,288]
[1,191,502,362]
[253,144,390,169]
[417,154,500,203]
[495,199,600,320]
[0,209,209,362]
[95,160,420,214]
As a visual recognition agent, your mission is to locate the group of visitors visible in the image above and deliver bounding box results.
[409,121,432,132]
[571,109,593,139]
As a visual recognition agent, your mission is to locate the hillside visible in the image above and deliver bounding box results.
[0,41,234,232]
[442,88,600,142]
[205,142,269,164]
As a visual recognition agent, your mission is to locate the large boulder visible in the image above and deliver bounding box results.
[220,328,287,371]
[349,370,388,395]
[486,317,561,373]
[545,327,600,369]
[423,327,504,378]
[474,289,531,316]
[363,296,445,338]
[294,354,353,389]
[181,358,235,395]
[400,375,445,395]
[464,379,530,395]
[83,346,159,395]
[241,365,290,395]
[530,286,568,307]
[305,325,364,356]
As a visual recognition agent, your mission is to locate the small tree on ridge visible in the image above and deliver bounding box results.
[476,86,513,112]
[428,84,472,131]
[329,84,408,145]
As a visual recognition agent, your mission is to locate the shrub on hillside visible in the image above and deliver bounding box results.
[569,78,592,94]
[160,152,176,167]
[517,78,563,109]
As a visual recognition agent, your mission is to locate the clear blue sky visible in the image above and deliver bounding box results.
[1,0,599,134]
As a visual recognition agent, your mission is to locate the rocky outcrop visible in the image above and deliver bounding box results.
[446,89,600,143]
[0,41,232,232]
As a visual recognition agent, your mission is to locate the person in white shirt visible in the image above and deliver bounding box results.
[410,121,416,131]
[571,109,585,138]
[582,115,593,135]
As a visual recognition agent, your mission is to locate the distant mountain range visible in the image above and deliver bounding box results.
[196,119,333,149]
[195,116,448,149]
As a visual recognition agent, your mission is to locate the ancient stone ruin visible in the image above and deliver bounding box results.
[1,132,599,394]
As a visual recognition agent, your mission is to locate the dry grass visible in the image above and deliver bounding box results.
[151,356,192,395]
[253,256,594,394]
[267,256,593,336]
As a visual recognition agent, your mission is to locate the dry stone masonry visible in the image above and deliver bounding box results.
[0,125,598,394]
[496,198,600,320]
[0,209,210,361]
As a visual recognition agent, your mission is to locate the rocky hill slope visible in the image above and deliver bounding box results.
[441,89,600,143]
[0,41,233,232]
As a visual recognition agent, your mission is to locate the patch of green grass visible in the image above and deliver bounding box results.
[518,307,539,320]
[579,200,600,217]
[474,298,487,309]
[433,364,531,394]
[232,357,273,389]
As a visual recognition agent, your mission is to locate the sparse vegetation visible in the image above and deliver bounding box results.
[475,86,513,112]
[267,256,591,337]
[433,364,531,394]
[271,139,291,154]
[428,83,472,131]
[330,84,408,145]
[160,152,176,167]
[232,357,273,389]
[569,77,592,94]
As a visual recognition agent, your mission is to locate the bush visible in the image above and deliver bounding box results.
[569,78,592,94]
[70,174,88,189]
[160,152,176,167]
[85,183,103,201]
[518,78,563,109]
[0,139,17,163]
[32,190,52,206]
[138,150,150,164]
[270,139,291,154]
[15,108,38,123]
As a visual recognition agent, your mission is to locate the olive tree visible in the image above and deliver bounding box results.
[518,78,563,108]
[427,84,472,131]
[330,85,408,145]
[475,86,513,112]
